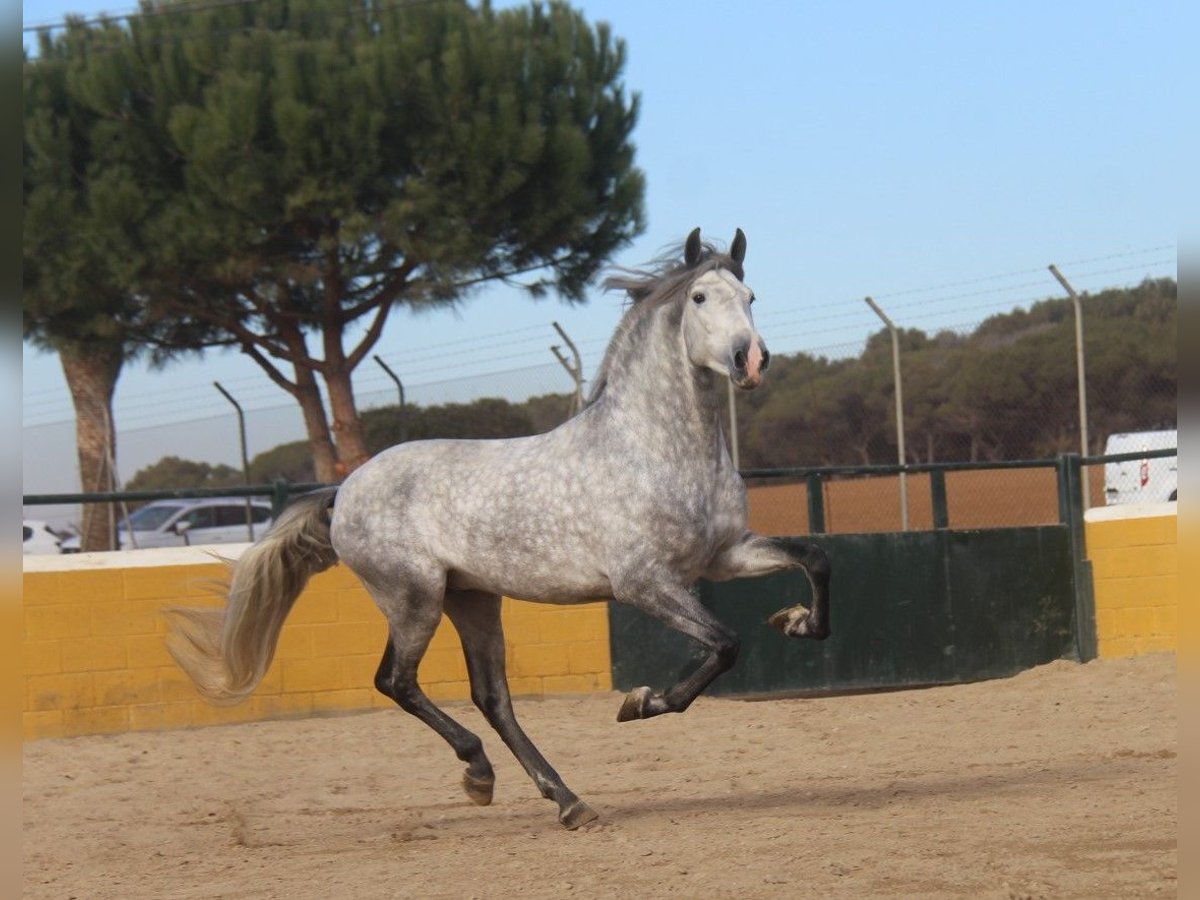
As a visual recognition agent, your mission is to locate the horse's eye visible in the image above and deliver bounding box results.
[692,292,706,304]
[748,294,756,305]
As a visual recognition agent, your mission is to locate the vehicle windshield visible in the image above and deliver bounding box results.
[122,504,183,532]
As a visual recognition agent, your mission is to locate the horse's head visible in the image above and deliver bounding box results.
[680,227,770,390]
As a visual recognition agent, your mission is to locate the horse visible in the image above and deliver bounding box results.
[165,227,831,830]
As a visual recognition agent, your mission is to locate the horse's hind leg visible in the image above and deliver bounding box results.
[443,590,598,830]
[371,589,496,807]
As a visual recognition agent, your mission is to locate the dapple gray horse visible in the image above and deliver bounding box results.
[167,228,830,830]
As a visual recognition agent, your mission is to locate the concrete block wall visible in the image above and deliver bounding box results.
[1084,503,1177,659]
[22,547,612,740]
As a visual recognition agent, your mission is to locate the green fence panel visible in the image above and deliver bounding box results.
[608,526,1077,697]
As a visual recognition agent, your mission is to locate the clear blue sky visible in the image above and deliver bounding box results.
[21,0,1188,497]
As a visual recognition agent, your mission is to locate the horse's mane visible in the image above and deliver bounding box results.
[587,240,744,406]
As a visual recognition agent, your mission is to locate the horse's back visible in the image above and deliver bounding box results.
[332,436,543,535]
[329,418,749,601]
[329,434,612,599]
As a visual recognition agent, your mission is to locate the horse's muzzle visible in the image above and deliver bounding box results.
[731,340,769,390]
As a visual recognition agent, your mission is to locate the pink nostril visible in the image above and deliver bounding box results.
[747,340,764,376]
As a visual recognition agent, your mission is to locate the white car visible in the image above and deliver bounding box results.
[1104,429,1177,505]
[23,519,67,555]
[59,498,274,552]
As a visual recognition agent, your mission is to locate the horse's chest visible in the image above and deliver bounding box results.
[641,474,744,560]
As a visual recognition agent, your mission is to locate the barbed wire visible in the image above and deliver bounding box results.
[870,244,1175,301]
[22,320,561,416]
[24,0,272,33]
[108,359,570,429]
[24,0,456,57]
[735,258,1177,351]
[22,247,1172,417]
[22,252,1177,426]
[755,257,1176,334]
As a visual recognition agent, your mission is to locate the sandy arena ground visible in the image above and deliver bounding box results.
[24,653,1175,899]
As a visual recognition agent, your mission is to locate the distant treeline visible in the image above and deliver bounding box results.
[125,278,1176,490]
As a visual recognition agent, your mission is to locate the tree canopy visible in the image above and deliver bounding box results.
[92,0,643,479]
[25,0,644,493]
[23,19,201,550]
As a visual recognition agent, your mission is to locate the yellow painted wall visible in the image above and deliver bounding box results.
[22,549,612,740]
[1085,504,1177,659]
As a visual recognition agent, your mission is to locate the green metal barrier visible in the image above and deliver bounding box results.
[608,450,1152,695]
[609,526,1079,696]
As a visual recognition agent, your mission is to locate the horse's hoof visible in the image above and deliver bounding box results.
[767,606,801,633]
[462,771,495,806]
[616,686,652,722]
[559,799,599,830]
[768,606,829,641]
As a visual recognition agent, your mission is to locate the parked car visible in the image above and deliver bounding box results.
[1104,429,1177,505]
[23,519,68,555]
[59,498,274,552]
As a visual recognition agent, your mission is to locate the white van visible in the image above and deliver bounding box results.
[59,498,273,552]
[1103,429,1177,505]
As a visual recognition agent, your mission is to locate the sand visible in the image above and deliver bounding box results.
[24,653,1175,899]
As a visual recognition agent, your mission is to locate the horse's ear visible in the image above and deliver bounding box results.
[684,228,702,267]
[730,228,746,265]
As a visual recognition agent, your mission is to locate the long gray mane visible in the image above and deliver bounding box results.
[588,240,744,405]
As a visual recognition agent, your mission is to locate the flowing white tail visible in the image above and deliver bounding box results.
[165,489,339,705]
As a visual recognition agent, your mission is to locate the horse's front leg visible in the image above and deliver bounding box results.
[706,533,831,640]
[612,574,740,723]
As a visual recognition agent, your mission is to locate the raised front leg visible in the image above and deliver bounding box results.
[611,574,740,723]
[706,533,831,640]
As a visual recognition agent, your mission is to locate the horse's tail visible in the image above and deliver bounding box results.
[165,488,340,706]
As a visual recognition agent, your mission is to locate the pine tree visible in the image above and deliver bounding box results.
[53,0,645,480]
[24,22,150,550]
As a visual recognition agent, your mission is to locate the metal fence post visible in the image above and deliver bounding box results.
[213,381,255,541]
[864,297,908,531]
[550,321,584,415]
[271,479,291,520]
[1049,265,1091,510]
[1059,453,1098,662]
[930,469,949,529]
[373,355,408,443]
[806,473,826,534]
[1055,455,1072,525]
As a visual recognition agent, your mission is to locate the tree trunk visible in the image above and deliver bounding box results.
[60,343,123,552]
[293,365,339,483]
[324,367,370,477]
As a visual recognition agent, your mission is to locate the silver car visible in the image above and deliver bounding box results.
[59,498,273,552]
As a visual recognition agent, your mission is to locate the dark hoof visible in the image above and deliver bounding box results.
[616,686,652,722]
[559,799,599,830]
[768,606,830,641]
[462,771,495,806]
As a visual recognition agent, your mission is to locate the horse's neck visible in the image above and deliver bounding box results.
[599,305,727,457]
